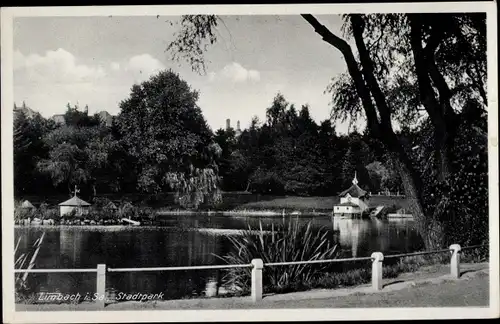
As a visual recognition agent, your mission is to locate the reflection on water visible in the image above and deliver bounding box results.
[15,215,424,300]
[332,217,422,258]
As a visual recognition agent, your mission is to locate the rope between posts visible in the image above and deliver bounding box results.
[461,244,488,251]
[265,256,373,267]
[384,248,452,259]
[14,268,97,273]
[107,263,252,272]
[13,245,487,274]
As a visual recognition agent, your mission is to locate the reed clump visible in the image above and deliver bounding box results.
[216,218,339,294]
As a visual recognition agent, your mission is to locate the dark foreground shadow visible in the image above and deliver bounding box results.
[383,280,406,288]
[460,270,476,276]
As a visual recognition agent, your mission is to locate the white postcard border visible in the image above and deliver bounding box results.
[2,2,498,323]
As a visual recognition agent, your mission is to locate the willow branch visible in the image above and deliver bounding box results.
[301,14,380,136]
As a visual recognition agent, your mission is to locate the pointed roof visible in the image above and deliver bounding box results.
[337,201,360,207]
[59,196,91,207]
[14,104,38,119]
[20,200,36,209]
[339,172,368,198]
[339,184,368,198]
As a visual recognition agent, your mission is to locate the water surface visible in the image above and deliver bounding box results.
[15,215,424,300]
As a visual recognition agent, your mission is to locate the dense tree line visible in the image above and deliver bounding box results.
[14,71,222,208]
[14,71,403,207]
[213,93,402,196]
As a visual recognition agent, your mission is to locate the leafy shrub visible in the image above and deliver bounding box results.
[137,206,155,220]
[14,207,38,222]
[118,201,137,219]
[92,197,115,209]
[40,208,59,220]
[249,169,285,195]
[15,203,61,223]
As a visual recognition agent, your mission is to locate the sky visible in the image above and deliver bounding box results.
[13,15,361,133]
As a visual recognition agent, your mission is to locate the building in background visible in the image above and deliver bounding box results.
[235,120,242,137]
[58,187,91,216]
[225,118,242,137]
[13,102,38,120]
[51,114,66,125]
[49,110,115,127]
[97,111,114,127]
[333,173,369,217]
[19,200,36,210]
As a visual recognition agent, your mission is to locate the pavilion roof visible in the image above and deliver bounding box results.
[58,196,91,207]
[20,200,36,209]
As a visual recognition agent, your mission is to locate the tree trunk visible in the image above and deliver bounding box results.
[408,14,456,182]
[394,157,446,249]
[350,15,448,249]
[302,14,448,249]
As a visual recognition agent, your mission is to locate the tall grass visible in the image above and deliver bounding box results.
[15,233,45,303]
[216,218,339,294]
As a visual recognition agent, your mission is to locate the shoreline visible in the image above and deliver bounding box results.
[156,209,332,216]
[14,212,414,229]
[14,224,273,235]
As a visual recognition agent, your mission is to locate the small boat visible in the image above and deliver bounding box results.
[121,218,141,226]
[387,213,413,219]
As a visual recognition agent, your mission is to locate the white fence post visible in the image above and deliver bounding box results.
[96,264,106,308]
[251,259,263,302]
[450,244,461,279]
[371,252,384,291]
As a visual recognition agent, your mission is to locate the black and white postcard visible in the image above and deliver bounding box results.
[1,2,498,322]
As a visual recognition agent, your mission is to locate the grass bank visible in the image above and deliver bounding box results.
[233,196,409,213]
[18,193,410,214]
[157,195,409,215]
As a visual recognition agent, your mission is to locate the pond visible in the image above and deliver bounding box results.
[14,215,424,301]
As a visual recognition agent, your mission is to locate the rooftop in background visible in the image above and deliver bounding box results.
[338,172,368,198]
[51,114,66,125]
[19,200,36,209]
[97,110,114,127]
[58,196,91,207]
[14,102,115,127]
[14,102,39,119]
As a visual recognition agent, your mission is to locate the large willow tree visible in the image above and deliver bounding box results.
[166,13,487,249]
[115,69,222,208]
